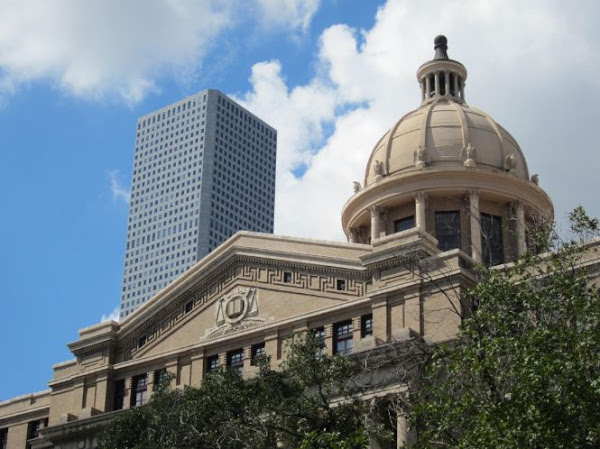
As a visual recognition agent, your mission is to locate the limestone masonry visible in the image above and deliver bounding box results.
[1,36,594,449]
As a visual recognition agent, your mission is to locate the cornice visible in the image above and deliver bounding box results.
[342,167,553,230]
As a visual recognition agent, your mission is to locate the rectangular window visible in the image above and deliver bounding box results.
[334,320,354,355]
[1,428,7,449]
[251,343,266,366]
[435,211,461,251]
[311,326,327,356]
[227,349,244,375]
[336,279,346,291]
[154,368,169,386]
[283,271,292,283]
[206,354,220,373]
[394,215,415,233]
[361,314,373,338]
[113,379,125,410]
[131,374,148,407]
[481,213,504,266]
[27,418,47,441]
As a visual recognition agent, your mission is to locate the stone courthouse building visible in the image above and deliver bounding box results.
[0,36,578,448]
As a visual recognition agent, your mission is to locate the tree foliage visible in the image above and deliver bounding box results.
[98,334,381,449]
[410,206,600,449]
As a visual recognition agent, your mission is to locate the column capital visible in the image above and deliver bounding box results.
[369,205,381,216]
[413,191,427,202]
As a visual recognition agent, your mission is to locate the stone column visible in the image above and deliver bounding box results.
[469,190,482,262]
[370,206,381,242]
[265,330,279,361]
[218,352,227,370]
[515,202,527,256]
[459,77,465,102]
[242,346,253,379]
[123,377,132,410]
[397,413,415,448]
[190,351,205,386]
[453,73,459,97]
[414,192,427,231]
[324,323,334,356]
[165,358,178,389]
[371,295,388,343]
[352,316,362,347]
[444,71,450,96]
[434,72,440,96]
[420,81,425,101]
[146,370,155,400]
[348,227,358,243]
[425,75,431,98]
[94,373,110,412]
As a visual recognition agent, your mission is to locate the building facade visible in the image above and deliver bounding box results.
[1,36,594,449]
[120,90,277,318]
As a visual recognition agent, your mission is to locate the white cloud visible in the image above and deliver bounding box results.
[101,306,120,323]
[236,0,600,241]
[255,0,321,32]
[108,170,130,204]
[0,0,321,104]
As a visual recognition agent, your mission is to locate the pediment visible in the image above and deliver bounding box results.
[117,253,370,362]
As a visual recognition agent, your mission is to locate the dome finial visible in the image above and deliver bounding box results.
[434,35,449,60]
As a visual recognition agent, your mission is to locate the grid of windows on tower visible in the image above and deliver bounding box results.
[120,91,277,318]
[207,95,276,252]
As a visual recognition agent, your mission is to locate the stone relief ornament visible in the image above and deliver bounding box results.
[414,146,428,169]
[462,144,477,167]
[531,174,539,185]
[504,153,517,173]
[374,160,386,179]
[353,181,362,193]
[204,288,272,340]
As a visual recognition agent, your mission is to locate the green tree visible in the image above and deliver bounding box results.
[410,207,600,449]
[98,333,381,449]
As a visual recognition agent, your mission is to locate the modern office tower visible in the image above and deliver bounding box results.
[119,89,277,318]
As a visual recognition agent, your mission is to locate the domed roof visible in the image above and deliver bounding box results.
[342,36,552,244]
[364,100,529,187]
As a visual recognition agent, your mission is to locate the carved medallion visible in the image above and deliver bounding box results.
[205,288,271,340]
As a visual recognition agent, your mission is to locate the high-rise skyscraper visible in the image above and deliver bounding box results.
[120,89,277,318]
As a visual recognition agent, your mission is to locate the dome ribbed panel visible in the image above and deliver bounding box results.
[363,101,530,186]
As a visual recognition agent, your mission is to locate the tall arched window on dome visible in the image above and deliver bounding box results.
[435,211,461,251]
[481,213,504,266]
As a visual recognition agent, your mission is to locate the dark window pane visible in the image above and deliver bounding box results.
[154,369,169,386]
[394,216,415,233]
[206,355,220,373]
[113,379,125,411]
[334,320,354,355]
[0,428,7,449]
[251,343,266,366]
[361,314,373,338]
[227,349,244,375]
[435,211,461,251]
[131,374,148,407]
[481,213,504,266]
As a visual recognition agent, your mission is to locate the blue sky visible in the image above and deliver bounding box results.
[1,0,599,401]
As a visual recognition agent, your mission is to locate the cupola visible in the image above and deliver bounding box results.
[342,36,553,266]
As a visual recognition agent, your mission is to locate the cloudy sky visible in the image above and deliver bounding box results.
[1,0,598,400]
